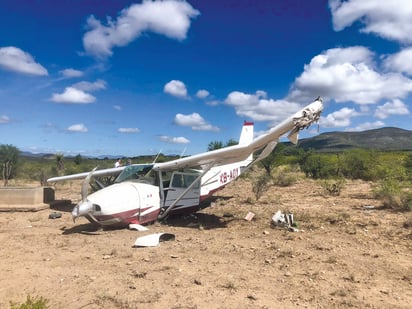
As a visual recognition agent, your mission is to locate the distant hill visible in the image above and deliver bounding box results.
[20,151,55,159]
[17,127,412,159]
[19,151,128,160]
[298,127,412,152]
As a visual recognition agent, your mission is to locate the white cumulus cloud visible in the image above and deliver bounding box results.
[225,90,302,123]
[83,0,200,59]
[174,112,219,131]
[321,107,360,128]
[67,123,88,133]
[0,46,48,76]
[51,87,96,104]
[330,0,412,44]
[0,115,10,124]
[164,80,188,98]
[60,68,84,78]
[50,79,106,104]
[72,79,106,92]
[374,99,410,119]
[159,135,190,144]
[288,46,412,104]
[118,127,140,133]
[346,121,385,132]
[196,89,210,99]
[383,47,412,76]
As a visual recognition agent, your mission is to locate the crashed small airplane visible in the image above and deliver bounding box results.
[47,97,323,228]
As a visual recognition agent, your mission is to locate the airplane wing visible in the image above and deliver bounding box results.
[47,166,126,182]
[153,97,323,171]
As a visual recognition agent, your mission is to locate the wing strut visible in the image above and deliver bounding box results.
[158,165,213,220]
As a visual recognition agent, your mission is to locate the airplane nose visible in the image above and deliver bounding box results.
[72,200,93,222]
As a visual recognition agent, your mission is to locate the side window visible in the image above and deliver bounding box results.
[171,174,185,188]
[171,173,200,189]
[184,174,200,189]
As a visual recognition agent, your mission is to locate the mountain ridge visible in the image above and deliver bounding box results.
[298,127,412,152]
[18,127,412,159]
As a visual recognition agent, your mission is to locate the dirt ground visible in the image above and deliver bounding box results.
[0,176,411,309]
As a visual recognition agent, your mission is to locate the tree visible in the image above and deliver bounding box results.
[404,153,412,180]
[340,149,374,180]
[207,139,238,151]
[298,149,337,179]
[55,153,65,172]
[74,154,82,165]
[0,144,19,186]
[259,143,287,176]
[208,141,223,151]
[225,139,238,147]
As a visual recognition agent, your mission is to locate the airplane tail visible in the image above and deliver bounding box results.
[238,121,254,167]
[200,121,254,200]
[239,121,254,145]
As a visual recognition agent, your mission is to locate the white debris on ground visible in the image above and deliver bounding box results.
[271,210,300,232]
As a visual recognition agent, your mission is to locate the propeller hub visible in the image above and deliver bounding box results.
[72,167,97,222]
[72,200,93,221]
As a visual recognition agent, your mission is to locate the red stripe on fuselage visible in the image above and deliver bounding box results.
[92,206,160,226]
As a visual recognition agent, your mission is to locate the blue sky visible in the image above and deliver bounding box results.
[1,0,412,157]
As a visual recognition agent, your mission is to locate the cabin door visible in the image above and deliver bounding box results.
[163,172,201,212]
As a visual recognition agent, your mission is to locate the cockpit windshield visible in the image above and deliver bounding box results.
[114,164,154,183]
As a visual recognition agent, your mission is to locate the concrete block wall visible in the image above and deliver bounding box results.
[0,186,55,211]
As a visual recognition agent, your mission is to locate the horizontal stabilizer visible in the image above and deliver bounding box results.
[287,129,299,145]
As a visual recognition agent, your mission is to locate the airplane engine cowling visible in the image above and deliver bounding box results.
[85,182,161,226]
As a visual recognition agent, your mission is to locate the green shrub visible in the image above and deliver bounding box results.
[373,179,402,208]
[401,191,412,211]
[373,179,412,211]
[321,178,345,196]
[298,150,338,179]
[10,295,49,309]
[271,166,299,187]
[252,173,271,201]
[339,149,374,180]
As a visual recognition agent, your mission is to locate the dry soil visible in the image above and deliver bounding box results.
[0,177,411,308]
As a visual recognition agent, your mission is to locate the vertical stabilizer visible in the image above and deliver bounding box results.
[239,121,254,145]
[239,121,254,166]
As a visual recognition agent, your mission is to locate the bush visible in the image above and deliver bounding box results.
[401,191,412,211]
[321,178,345,196]
[10,295,49,309]
[373,179,412,211]
[405,154,412,180]
[339,149,375,180]
[299,150,338,179]
[252,173,271,201]
[271,165,299,187]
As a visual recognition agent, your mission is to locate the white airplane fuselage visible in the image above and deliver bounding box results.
[75,162,248,227]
